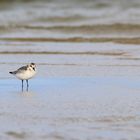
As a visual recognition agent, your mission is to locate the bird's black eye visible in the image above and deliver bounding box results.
[33,67,35,71]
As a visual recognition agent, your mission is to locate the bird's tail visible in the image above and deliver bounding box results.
[9,71,15,74]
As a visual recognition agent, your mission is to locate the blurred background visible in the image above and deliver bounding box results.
[0,0,140,78]
[0,0,140,38]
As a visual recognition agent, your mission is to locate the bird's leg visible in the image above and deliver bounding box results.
[26,80,29,87]
[22,80,23,91]
[26,80,29,91]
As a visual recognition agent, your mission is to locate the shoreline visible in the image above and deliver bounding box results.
[0,37,140,44]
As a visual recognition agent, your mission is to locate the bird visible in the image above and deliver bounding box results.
[9,63,36,91]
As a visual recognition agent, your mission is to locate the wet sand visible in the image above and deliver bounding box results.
[0,42,139,140]
[0,0,140,140]
[0,77,140,140]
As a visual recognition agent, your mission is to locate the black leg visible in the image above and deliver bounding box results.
[22,80,23,91]
[26,80,29,87]
[26,80,29,91]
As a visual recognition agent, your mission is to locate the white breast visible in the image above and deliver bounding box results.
[16,70,36,80]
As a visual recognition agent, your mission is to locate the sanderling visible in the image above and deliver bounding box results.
[9,63,36,90]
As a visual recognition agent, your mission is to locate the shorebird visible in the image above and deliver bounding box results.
[9,63,36,91]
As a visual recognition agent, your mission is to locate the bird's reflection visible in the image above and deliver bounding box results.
[17,90,38,107]
[20,90,36,97]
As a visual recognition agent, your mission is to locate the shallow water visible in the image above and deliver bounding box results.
[0,42,140,139]
[0,77,140,140]
[0,0,140,140]
[0,42,140,78]
[0,0,140,40]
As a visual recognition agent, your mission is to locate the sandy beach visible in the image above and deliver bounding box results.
[0,77,140,140]
[0,43,140,140]
[0,0,140,139]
